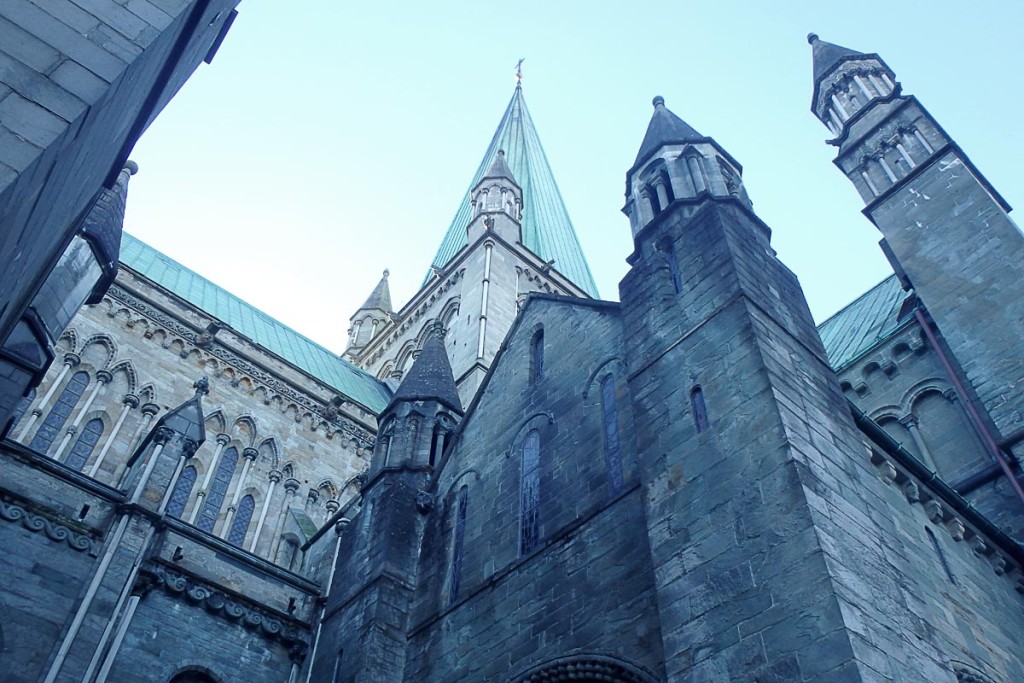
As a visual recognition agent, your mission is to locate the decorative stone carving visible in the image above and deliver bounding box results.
[107,285,374,448]
[0,498,95,554]
[415,490,434,515]
[511,655,657,683]
[242,447,259,461]
[143,563,309,647]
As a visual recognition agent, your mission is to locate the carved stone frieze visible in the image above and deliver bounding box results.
[142,563,310,648]
[0,498,96,554]
[106,285,375,448]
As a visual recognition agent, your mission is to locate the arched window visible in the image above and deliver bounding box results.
[600,376,624,493]
[30,371,89,454]
[169,670,218,683]
[448,485,469,605]
[691,386,709,433]
[4,388,35,438]
[167,465,198,518]
[64,418,104,471]
[531,330,544,383]
[228,494,255,546]
[197,446,238,532]
[520,430,541,555]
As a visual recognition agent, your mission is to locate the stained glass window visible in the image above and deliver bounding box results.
[520,430,540,555]
[197,446,238,532]
[64,418,104,471]
[448,485,468,605]
[601,376,624,493]
[167,465,197,518]
[228,494,255,546]
[5,388,35,437]
[30,371,89,454]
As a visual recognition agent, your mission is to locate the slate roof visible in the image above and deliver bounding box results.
[389,329,462,415]
[816,274,913,371]
[634,96,706,167]
[808,34,865,86]
[357,270,393,314]
[426,85,599,297]
[119,233,392,413]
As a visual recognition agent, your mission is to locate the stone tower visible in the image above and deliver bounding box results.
[349,84,597,406]
[619,97,959,680]
[809,34,1024,467]
[311,324,462,681]
[346,269,394,359]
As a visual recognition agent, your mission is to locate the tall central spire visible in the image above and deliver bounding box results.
[427,86,599,297]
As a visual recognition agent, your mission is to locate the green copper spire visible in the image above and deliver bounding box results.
[427,85,599,297]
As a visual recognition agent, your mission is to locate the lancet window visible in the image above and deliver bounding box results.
[197,446,238,532]
[64,418,104,471]
[448,484,469,605]
[30,371,89,454]
[228,494,256,545]
[601,376,624,493]
[520,430,541,555]
[167,465,198,518]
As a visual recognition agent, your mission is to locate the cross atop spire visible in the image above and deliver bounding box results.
[515,57,525,88]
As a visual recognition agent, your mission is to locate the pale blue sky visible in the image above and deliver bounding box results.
[124,1,1022,353]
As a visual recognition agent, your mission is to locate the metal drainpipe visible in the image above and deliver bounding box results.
[913,308,1024,508]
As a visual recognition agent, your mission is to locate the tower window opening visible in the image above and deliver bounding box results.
[520,430,541,555]
[646,189,661,216]
[691,386,710,433]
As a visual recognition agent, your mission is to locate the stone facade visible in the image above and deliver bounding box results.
[1,33,1022,683]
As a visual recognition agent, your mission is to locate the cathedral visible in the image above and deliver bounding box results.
[0,26,1022,683]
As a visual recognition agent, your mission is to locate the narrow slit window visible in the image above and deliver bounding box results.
[448,485,469,605]
[666,243,682,294]
[926,527,957,585]
[64,418,104,471]
[691,386,710,433]
[531,331,544,383]
[600,376,624,492]
[520,430,541,555]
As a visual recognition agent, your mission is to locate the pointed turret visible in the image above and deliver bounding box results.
[389,324,462,416]
[467,149,523,244]
[633,96,706,167]
[808,33,898,136]
[623,97,751,237]
[427,85,598,297]
[345,270,394,355]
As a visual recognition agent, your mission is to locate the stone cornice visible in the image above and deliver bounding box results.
[106,283,375,448]
[142,562,311,648]
[0,494,97,554]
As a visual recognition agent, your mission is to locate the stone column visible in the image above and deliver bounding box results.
[220,446,258,537]
[53,369,111,460]
[188,433,231,524]
[246,471,280,557]
[88,393,139,478]
[114,402,160,488]
[272,478,301,560]
[900,414,937,470]
[16,352,78,441]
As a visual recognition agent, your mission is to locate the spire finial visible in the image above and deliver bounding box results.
[383,268,390,279]
[652,95,665,109]
[807,32,819,45]
[497,149,505,158]
[515,57,525,87]
[193,376,210,397]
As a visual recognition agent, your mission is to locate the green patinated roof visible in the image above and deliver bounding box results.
[426,86,599,297]
[817,274,913,371]
[119,233,392,413]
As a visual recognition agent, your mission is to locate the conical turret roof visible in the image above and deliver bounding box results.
[82,161,137,303]
[481,149,517,185]
[390,327,462,415]
[356,269,393,315]
[426,86,598,297]
[808,33,865,85]
[633,96,706,167]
